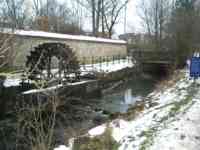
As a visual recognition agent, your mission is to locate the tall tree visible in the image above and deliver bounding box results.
[139,0,171,50]
[76,0,128,38]
[2,0,27,29]
[168,0,197,67]
[102,0,129,38]
[32,0,83,34]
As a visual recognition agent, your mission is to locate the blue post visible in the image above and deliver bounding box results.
[190,53,200,80]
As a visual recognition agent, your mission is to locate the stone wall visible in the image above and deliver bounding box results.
[13,35,127,67]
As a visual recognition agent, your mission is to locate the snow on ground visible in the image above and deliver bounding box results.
[81,57,134,74]
[22,84,63,94]
[150,92,200,150]
[88,124,107,137]
[54,145,70,150]
[3,78,22,87]
[85,70,200,150]
[3,28,126,44]
[50,57,134,76]
[3,76,32,87]
[3,58,134,88]
[22,80,96,94]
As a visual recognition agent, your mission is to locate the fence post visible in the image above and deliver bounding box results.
[128,56,130,63]
[92,56,94,68]
[107,56,109,66]
[83,57,86,70]
[99,56,102,70]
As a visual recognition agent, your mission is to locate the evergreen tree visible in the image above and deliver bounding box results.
[169,0,196,68]
[175,0,195,10]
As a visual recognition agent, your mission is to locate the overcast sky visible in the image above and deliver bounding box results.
[114,0,143,35]
[27,0,143,36]
[81,0,143,36]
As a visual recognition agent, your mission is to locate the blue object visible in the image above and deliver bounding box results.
[190,57,200,78]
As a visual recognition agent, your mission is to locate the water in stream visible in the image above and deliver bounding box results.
[96,76,157,113]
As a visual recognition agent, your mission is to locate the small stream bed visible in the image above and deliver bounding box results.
[0,73,160,149]
[93,75,158,114]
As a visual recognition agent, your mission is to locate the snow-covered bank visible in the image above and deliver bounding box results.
[80,57,134,74]
[54,145,70,150]
[80,70,200,150]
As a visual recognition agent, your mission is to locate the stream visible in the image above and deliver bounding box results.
[94,75,158,113]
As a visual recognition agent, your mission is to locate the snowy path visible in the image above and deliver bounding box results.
[150,89,200,150]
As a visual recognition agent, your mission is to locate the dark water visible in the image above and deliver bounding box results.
[96,76,157,113]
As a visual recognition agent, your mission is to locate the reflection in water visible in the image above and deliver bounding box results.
[95,76,157,113]
[123,88,142,105]
[124,89,133,105]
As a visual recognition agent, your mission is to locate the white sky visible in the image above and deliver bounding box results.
[114,0,143,35]
[27,0,143,36]
[80,0,143,36]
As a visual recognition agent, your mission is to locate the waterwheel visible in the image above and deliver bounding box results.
[25,43,80,84]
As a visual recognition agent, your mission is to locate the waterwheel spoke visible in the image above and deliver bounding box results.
[25,43,80,86]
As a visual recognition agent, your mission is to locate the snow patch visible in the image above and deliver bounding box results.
[22,80,96,94]
[3,78,21,87]
[22,84,63,94]
[111,119,130,142]
[150,96,200,150]
[5,29,126,44]
[54,145,70,150]
[81,57,134,74]
[88,124,107,137]
[3,78,32,87]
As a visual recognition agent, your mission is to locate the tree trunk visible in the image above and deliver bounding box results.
[96,0,101,36]
[92,0,96,36]
[155,0,159,51]
[159,0,163,49]
[108,28,112,38]
[101,0,105,37]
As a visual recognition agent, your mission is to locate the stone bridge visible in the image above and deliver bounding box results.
[132,50,174,73]
[132,50,174,65]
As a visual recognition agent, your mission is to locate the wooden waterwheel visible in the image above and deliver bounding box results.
[25,43,80,83]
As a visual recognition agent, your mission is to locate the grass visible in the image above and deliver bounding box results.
[73,128,119,150]
[139,127,157,150]
[0,67,22,74]
[123,102,145,121]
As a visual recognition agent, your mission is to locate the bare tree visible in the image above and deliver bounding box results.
[139,0,171,50]
[70,0,84,31]
[77,0,128,38]
[0,34,14,68]
[102,0,129,38]
[167,0,197,67]
[76,0,102,36]
[31,0,83,34]
[32,0,44,17]
[3,0,27,29]
[0,0,20,69]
